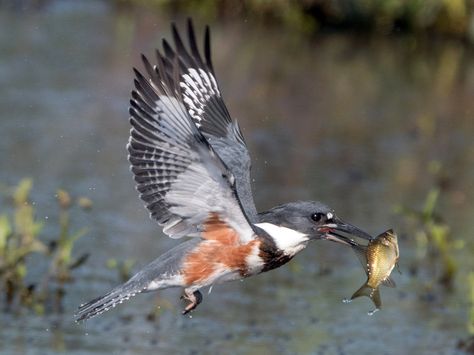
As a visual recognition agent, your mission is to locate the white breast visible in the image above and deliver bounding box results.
[255,222,310,256]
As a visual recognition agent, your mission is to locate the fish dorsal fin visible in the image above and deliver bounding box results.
[382,276,396,288]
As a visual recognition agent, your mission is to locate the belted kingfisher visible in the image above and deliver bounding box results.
[75,20,372,322]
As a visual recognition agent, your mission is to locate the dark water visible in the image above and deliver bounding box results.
[1,1,473,354]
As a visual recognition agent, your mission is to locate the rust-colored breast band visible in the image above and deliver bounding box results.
[181,213,258,285]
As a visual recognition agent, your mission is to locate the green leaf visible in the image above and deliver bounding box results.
[0,214,12,251]
[106,258,118,269]
[13,179,33,206]
[17,263,27,279]
[422,188,439,220]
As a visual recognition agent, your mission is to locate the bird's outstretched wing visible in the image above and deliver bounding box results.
[128,48,257,243]
[140,19,258,222]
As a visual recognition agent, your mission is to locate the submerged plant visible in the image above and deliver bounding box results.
[0,179,90,313]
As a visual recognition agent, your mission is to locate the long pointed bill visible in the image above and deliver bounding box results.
[318,219,372,246]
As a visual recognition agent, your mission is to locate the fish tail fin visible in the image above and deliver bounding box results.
[351,283,373,300]
[371,288,381,310]
[351,284,382,310]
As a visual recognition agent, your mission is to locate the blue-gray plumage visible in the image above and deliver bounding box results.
[76,239,200,321]
[75,19,372,322]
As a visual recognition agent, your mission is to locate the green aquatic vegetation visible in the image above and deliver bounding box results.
[50,189,89,283]
[457,274,474,352]
[113,0,474,40]
[0,179,46,307]
[0,179,90,313]
[469,272,474,335]
[395,183,461,290]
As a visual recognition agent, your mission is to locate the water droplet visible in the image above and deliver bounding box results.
[368,308,379,316]
[44,216,49,220]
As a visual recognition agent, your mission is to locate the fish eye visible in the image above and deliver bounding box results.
[311,212,324,222]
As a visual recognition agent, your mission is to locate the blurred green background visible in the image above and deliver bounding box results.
[0,0,473,354]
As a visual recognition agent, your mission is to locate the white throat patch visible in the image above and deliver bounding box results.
[255,222,309,256]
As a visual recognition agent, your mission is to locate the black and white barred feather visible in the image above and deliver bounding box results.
[75,239,201,322]
[139,19,258,221]
[128,20,257,243]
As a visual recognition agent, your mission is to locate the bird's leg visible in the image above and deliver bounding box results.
[181,289,203,315]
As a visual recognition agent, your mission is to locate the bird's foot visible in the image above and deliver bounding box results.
[181,289,202,315]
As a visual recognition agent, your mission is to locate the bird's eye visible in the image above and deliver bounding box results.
[311,212,324,222]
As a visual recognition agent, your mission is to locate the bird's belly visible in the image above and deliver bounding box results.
[181,239,264,287]
[187,264,254,291]
[207,267,243,285]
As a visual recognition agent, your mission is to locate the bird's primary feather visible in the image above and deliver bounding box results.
[128,24,257,244]
[145,19,258,221]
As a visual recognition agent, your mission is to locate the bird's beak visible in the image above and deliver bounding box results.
[317,218,372,246]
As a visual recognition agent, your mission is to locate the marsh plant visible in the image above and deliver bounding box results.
[395,163,462,290]
[115,0,474,40]
[469,272,474,334]
[0,178,91,314]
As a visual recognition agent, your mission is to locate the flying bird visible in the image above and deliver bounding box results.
[75,20,372,322]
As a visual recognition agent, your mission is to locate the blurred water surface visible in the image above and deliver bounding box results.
[0,1,473,354]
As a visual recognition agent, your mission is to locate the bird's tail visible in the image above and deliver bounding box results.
[75,239,200,322]
[75,284,143,322]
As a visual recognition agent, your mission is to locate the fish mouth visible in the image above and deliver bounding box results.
[318,219,372,246]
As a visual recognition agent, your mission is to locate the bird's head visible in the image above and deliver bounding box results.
[258,201,372,246]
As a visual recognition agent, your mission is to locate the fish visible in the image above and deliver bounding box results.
[343,229,399,315]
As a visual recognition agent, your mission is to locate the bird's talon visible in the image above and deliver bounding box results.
[181,290,202,315]
[182,304,195,315]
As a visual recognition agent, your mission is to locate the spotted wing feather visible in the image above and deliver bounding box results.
[128,53,256,243]
[141,19,258,221]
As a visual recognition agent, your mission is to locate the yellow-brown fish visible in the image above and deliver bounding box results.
[344,229,399,315]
